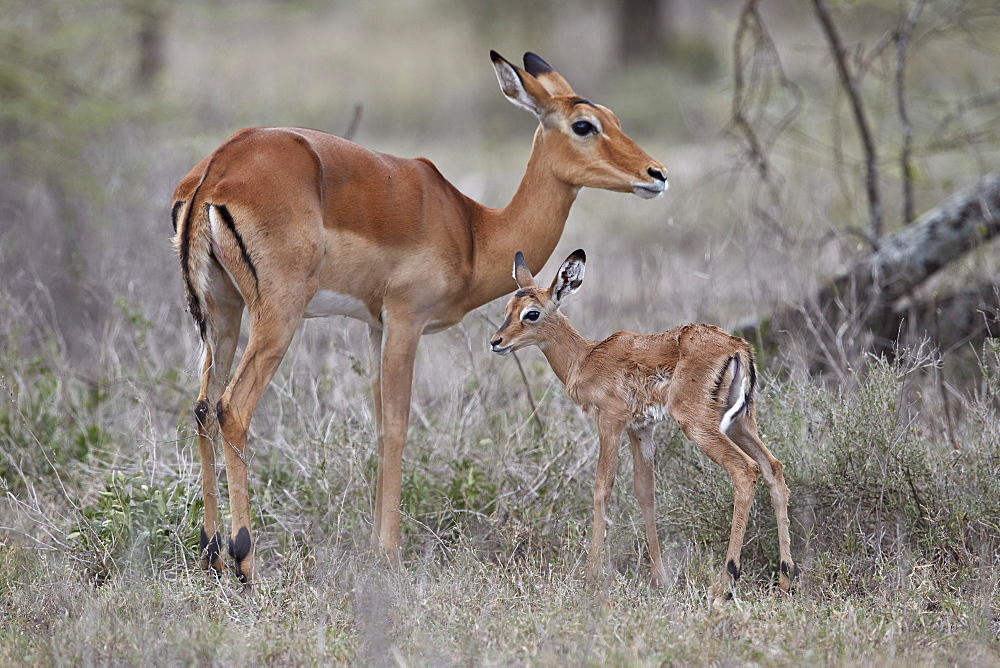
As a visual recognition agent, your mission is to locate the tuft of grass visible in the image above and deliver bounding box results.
[762,355,1000,582]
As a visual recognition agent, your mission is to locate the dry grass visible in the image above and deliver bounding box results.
[3,289,998,663]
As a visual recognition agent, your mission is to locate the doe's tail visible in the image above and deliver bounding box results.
[172,196,213,342]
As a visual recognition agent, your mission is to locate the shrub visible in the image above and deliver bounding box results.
[69,469,202,583]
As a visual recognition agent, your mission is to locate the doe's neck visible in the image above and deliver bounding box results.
[466,129,580,309]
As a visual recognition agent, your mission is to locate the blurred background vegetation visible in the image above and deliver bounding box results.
[3,0,999,362]
[1,0,998,663]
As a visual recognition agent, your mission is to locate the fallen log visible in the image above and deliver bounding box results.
[740,171,1000,369]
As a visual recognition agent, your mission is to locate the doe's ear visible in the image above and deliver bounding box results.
[551,249,586,306]
[491,50,552,120]
[512,251,536,289]
[523,52,576,97]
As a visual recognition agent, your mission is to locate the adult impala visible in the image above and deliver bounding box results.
[172,50,666,584]
[491,251,798,598]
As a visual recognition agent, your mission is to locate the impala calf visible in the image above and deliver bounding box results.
[490,251,798,598]
[172,50,666,585]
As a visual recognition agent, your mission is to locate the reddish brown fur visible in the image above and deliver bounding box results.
[172,52,666,584]
[491,251,797,598]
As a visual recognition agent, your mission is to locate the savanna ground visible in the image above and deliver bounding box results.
[2,1,999,664]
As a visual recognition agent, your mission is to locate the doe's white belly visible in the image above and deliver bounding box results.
[304,290,376,325]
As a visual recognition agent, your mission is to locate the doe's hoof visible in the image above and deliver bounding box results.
[229,527,253,584]
[199,528,225,573]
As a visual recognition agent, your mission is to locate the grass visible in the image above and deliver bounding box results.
[3,1,1000,664]
[2,307,998,663]
[1,528,997,664]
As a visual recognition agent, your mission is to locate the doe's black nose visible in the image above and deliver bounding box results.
[647,167,667,182]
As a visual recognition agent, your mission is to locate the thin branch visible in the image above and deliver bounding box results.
[812,0,883,241]
[341,103,363,142]
[727,0,802,242]
[477,313,545,436]
[896,0,926,225]
[510,350,546,437]
[731,0,770,185]
[855,29,897,82]
[928,90,1000,148]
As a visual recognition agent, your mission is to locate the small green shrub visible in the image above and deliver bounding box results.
[760,355,1000,584]
[0,346,113,495]
[401,456,498,548]
[69,469,202,583]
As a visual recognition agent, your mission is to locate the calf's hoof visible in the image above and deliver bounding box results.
[778,560,801,593]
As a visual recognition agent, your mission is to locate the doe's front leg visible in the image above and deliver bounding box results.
[367,326,385,549]
[372,312,424,564]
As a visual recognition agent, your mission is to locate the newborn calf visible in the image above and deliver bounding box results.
[490,250,798,598]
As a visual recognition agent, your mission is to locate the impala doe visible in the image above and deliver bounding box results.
[172,51,666,585]
[490,250,798,598]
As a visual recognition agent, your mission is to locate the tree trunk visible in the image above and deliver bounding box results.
[740,171,1000,368]
[135,0,167,92]
[618,0,669,64]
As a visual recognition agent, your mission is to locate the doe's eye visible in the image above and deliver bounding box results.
[522,310,541,322]
[571,120,596,136]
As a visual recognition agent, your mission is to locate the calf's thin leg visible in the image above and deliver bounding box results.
[627,427,668,587]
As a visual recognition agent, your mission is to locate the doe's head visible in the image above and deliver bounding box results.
[490,249,586,355]
[490,50,667,199]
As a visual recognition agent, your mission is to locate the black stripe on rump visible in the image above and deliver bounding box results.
[711,355,734,404]
[171,200,184,234]
[211,203,260,297]
[178,197,207,342]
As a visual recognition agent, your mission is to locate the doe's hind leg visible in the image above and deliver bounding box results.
[216,304,305,586]
[193,278,244,573]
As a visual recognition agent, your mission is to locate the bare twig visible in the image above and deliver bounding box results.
[477,313,545,435]
[929,90,1000,146]
[812,0,883,241]
[896,0,926,225]
[342,103,363,141]
[510,350,545,436]
[731,0,771,185]
[727,0,802,243]
[931,301,959,449]
[855,29,896,80]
